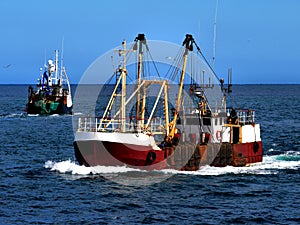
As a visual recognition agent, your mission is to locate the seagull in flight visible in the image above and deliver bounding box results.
[3,64,11,69]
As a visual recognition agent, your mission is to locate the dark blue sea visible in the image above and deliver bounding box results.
[1,84,299,225]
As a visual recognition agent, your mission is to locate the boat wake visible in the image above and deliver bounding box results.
[26,114,40,117]
[0,113,75,119]
[44,160,143,175]
[162,152,300,176]
[0,113,27,118]
[45,151,300,177]
[73,112,83,116]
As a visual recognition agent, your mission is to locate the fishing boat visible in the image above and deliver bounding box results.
[26,50,72,115]
[74,34,263,171]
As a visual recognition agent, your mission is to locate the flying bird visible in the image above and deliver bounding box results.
[3,64,11,69]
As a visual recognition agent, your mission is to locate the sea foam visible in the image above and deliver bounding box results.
[45,152,300,177]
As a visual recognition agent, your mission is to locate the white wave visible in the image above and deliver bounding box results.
[50,114,60,117]
[285,150,300,156]
[91,165,143,174]
[45,160,143,175]
[158,165,276,176]
[10,113,25,117]
[160,153,300,176]
[45,160,92,175]
[27,114,39,117]
[0,113,27,118]
[73,112,83,116]
[45,152,300,177]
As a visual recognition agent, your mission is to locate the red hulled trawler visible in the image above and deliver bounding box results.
[74,34,263,171]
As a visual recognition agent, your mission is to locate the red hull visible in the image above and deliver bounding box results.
[232,141,263,166]
[74,140,170,170]
[74,140,263,171]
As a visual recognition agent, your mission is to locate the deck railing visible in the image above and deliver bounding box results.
[77,117,166,134]
[227,108,255,125]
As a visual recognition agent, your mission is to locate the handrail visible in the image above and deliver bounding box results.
[226,108,255,125]
[77,116,166,134]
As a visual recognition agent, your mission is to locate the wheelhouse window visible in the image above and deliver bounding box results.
[203,117,211,125]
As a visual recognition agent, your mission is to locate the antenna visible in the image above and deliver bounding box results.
[228,68,232,93]
[54,49,59,84]
[212,0,219,70]
[60,37,64,85]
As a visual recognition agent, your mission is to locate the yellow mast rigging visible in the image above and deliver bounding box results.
[167,34,194,142]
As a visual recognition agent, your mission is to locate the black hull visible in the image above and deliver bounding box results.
[26,101,72,115]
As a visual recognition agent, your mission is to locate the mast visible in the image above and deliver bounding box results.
[120,39,127,132]
[167,34,194,141]
[103,38,134,132]
[212,0,218,71]
[60,37,64,86]
[135,34,143,128]
[54,49,59,85]
[134,34,147,130]
[164,82,169,136]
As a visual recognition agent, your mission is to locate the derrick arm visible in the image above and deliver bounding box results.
[166,34,194,142]
[134,34,148,130]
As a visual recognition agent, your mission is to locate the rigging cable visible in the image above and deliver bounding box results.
[192,40,221,84]
[146,47,162,80]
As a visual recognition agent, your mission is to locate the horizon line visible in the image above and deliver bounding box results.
[0,83,300,85]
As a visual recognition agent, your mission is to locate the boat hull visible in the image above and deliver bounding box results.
[180,141,263,171]
[26,100,72,115]
[74,132,263,171]
[74,140,169,170]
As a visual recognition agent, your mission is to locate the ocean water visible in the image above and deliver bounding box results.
[0,84,299,225]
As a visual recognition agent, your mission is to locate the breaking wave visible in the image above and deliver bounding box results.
[73,112,83,116]
[45,151,300,177]
[0,113,75,119]
[44,160,143,175]
[0,113,26,118]
[162,153,300,176]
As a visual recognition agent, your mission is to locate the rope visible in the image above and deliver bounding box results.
[192,40,221,83]
[147,48,162,80]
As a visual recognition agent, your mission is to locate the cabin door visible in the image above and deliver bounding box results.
[232,127,239,144]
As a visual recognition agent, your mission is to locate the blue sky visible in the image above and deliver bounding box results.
[0,0,300,84]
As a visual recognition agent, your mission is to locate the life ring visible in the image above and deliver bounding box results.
[146,151,156,163]
[216,130,222,141]
[253,141,259,153]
